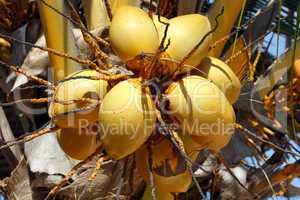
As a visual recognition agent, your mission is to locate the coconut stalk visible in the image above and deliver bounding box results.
[82,0,110,30]
[82,0,140,30]
[208,0,245,57]
[38,0,81,81]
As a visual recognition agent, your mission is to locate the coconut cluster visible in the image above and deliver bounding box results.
[48,6,241,195]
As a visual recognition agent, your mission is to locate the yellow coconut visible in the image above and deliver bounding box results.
[294,59,300,78]
[57,127,102,160]
[99,79,156,160]
[82,0,140,30]
[136,137,192,193]
[166,76,235,151]
[198,56,241,104]
[49,70,108,129]
[157,14,212,73]
[191,100,235,152]
[109,6,159,62]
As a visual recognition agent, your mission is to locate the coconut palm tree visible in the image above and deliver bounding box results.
[0,0,299,199]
